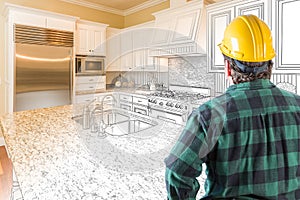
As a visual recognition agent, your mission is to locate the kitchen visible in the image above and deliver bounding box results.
[1,0,300,199]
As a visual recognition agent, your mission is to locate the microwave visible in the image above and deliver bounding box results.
[76,56,105,75]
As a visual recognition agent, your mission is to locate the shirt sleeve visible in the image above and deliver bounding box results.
[164,110,209,200]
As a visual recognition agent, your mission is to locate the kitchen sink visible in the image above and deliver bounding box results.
[72,109,157,136]
[104,118,155,136]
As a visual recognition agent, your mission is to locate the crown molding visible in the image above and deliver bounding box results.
[60,0,168,16]
[60,0,124,15]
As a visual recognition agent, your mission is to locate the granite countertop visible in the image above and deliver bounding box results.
[76,88,155,96]
[0,105,206,199]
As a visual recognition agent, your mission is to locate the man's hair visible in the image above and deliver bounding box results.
[223,54,273,84]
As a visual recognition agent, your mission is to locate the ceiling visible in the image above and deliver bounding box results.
[61,0,226,15]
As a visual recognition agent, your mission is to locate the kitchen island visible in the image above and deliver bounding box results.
[0,104,206,199]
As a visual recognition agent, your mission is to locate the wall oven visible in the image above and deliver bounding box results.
[76,55,105,75]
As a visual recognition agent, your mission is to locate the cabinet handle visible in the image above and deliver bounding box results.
[89,86,94,88]
[138,100,142,102]
[89,79,94,81]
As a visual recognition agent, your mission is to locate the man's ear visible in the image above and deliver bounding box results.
[225,59,231,77]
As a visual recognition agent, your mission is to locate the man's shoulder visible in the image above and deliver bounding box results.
[197,94,229,114]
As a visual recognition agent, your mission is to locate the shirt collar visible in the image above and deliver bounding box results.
[226,79,275,92]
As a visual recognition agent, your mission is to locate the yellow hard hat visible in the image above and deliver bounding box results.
[218,15,275,62]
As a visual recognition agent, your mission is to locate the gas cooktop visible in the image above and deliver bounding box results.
[149,90,209,102]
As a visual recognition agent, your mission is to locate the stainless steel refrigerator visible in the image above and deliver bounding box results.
[14,24,73,111]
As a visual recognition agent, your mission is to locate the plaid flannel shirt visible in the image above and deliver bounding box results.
[165,79,300,199]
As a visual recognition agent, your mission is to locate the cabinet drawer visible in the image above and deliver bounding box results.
[74,94,97,104]
[133,104,148,115]
[132,96,148,106]
[76,82,105,91]
[120,103,132,111]
[76,76,105,84]
[119,94,132,102]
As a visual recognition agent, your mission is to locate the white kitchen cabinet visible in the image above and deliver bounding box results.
[74,92,115,105]
[74,93,98,104]
[106,27,121,71]
[207,0,271,72]
[75,75,106,94]
[46,17,75,32]
[12,12,46,28]
[132,95,149,116]
[8,6,76,32]
[120,30,133,71]
[274,0,300,71]
[132,25,157,71]
[107,21,157,72]
[76,20,108,56]
[118,93,133,111]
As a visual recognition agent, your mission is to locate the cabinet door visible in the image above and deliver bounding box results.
[92,29,106,56]
[13,12,46,27]
[144,53,157,71]
[76,23,106,56]
[106,28,121,71]
[275,0,300,71]
[120,31,133,71]
[235,0,270,27]
[132,29,146,71]
[207,6,234,72]
[132,26,155,71]
[46,17,74,32]
[77,25,90,55]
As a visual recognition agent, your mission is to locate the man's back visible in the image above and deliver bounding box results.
[200,79,300,199]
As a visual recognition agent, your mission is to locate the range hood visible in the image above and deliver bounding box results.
[149,0,206,57]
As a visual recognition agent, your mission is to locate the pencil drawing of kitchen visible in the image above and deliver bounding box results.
[0,0,299,199]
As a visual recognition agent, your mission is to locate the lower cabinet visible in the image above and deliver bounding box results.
[132,96,149,115]
[73,93,100,104]
[74,92,150,117]
[117,93,149,115]
[75,76,106,94]
[118,93,133,111]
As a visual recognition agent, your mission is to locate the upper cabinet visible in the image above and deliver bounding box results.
[106,21,157,72]
[5,4,77,32]
[274,0,300,72]
[106,27,121,71]
[150,1,206,56]
[76,20,108,56]
[207,0,271,72]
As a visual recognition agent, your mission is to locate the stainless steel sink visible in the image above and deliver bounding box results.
[72,109,157,136]
[104,118,155,136]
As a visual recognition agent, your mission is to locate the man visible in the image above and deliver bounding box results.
[164,15,300,199]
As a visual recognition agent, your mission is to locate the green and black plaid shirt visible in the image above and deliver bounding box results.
[165,79,300,199]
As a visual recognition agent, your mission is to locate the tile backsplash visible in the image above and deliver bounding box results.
[168,56,215,94]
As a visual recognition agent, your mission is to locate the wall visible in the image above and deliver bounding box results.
[124,1,169,27]
[168,56,215,95]
[1,0,124,28]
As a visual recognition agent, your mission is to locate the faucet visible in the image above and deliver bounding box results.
[82,98,97,130]
[90,104,103,133]
[90,94,117,134]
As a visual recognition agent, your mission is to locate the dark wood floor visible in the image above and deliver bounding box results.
[0,146,12,200]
